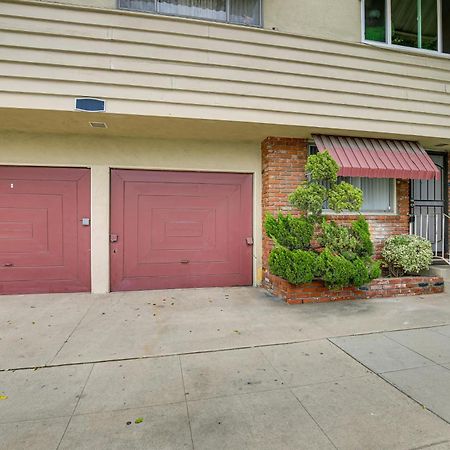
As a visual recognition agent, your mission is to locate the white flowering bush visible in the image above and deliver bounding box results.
[382,235,433,277]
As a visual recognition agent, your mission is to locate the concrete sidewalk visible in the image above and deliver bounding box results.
[1,288,450,449]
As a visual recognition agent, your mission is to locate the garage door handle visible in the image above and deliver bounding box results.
[110,234,119,243]
[180,260,190,264]
[3,263,13,267]
[246,237,254,245]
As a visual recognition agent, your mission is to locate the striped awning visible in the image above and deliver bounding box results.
[313,135,440,180]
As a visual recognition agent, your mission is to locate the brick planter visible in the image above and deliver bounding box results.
[264,273,445,304]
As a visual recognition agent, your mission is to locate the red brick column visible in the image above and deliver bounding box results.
[261,137,307,274]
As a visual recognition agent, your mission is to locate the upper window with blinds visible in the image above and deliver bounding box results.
[118,0,262,27]
[363,0,450,55]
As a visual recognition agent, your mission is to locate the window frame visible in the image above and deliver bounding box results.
[117,0,264,28]
[308,144,398,216]
[361,0,448,57]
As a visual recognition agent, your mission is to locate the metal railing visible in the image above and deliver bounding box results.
[409,210,450,264]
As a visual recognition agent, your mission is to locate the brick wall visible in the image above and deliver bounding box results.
[261,136,411,274]
[262,137,308,272]
[265,273,444,304]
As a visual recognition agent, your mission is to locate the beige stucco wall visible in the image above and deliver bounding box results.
[0,131,262,293]
[32,0,361,42]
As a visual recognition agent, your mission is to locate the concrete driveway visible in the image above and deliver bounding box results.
[1,288,450,449]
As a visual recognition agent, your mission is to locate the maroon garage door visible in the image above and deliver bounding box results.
[110,170,253,291]
[0,167,91,295]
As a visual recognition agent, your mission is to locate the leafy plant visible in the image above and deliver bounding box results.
[269,247,317,285]
[319,219,358,257]
[289,151,362,217]
[305,150,339,183]
[328,182,363,213]
[351,216,374,257]
[264,151,381,290]
[315,249,355,289]
[288,183,326,216]
[264,213,313,251]
[382,235,433,277]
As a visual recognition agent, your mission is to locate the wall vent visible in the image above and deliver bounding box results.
[76,98,105,112]
[89,121,108,129]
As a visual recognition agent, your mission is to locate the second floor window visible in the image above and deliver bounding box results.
[118,0,262,27]
[363,0,450,54]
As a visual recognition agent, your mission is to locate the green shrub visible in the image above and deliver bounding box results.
[266,151,381,290]
[350,257,370,287]
[368,260,382,280]
[264,213,313,251]
[328,182,363,213]
[316,249,355,289]
[382,234,433,277]
[288,183,326,216]
[269,247,317,285]
[305,150,339,183]
[351,216,374,257]
[319,217,374,259]
[319,220,358,256]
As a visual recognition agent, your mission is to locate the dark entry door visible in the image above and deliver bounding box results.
[0,166,91,295]
[110,170,253,291]
[410,153,448,254]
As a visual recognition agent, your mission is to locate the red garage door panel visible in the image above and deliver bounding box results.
[0,167,91,295]
[110,170,253,291]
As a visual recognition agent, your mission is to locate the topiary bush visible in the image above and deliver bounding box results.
[305,151,339,183]
[315,249,355,289]
[382,235,433,277]
[264,213,314,250]
[264,150,381,290]
[269,247,317,285]
[351,216,374,257]
[328,181,363,213]
[289,182,327,216]
[318,216,374,260]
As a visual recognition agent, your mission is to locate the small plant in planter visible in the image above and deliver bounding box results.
[264,151,381,290]
[382,234,433,277]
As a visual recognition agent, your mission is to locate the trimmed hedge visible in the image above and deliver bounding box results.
[269,247,317,285]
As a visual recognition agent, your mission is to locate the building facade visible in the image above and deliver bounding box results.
[0,0,449,295]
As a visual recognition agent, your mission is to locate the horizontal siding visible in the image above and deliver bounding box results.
[0,1,450,139]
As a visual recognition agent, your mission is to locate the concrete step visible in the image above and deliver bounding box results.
[428,265,450,292]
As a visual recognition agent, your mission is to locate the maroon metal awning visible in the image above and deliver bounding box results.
[313,135,440,180]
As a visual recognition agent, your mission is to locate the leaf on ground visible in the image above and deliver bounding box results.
[0,395,8,400]
[135,417,144,424]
